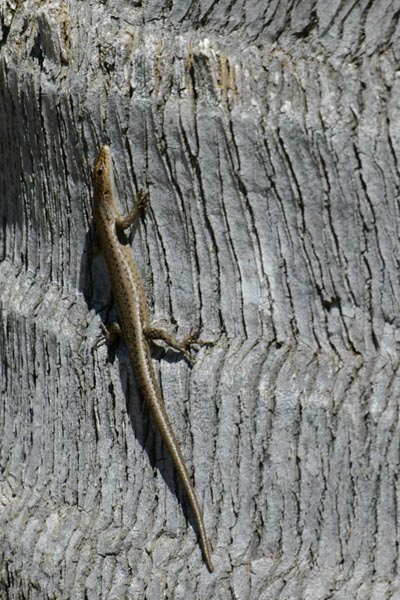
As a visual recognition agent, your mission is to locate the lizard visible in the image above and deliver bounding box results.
[92,144,214,572]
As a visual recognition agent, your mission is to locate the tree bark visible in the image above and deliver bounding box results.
[1,1,399,598]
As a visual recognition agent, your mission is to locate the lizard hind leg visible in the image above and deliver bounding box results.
[100,322,122,346]
[144,326,212,365]
[94,322,122,362]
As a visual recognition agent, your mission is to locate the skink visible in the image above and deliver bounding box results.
[92,145,213,572]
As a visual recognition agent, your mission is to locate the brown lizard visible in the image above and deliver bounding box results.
[92,145,213,572]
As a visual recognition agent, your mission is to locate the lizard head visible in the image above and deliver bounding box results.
[93,145,115,210]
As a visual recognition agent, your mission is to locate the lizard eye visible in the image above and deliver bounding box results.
[97,168,103,176]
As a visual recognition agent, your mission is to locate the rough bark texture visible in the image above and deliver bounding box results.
[1,1,400,598]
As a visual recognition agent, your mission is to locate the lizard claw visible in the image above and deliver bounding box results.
[136,189,150,211]
[182,329,214,349]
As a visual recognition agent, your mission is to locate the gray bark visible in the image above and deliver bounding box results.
[1,0,399,598]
